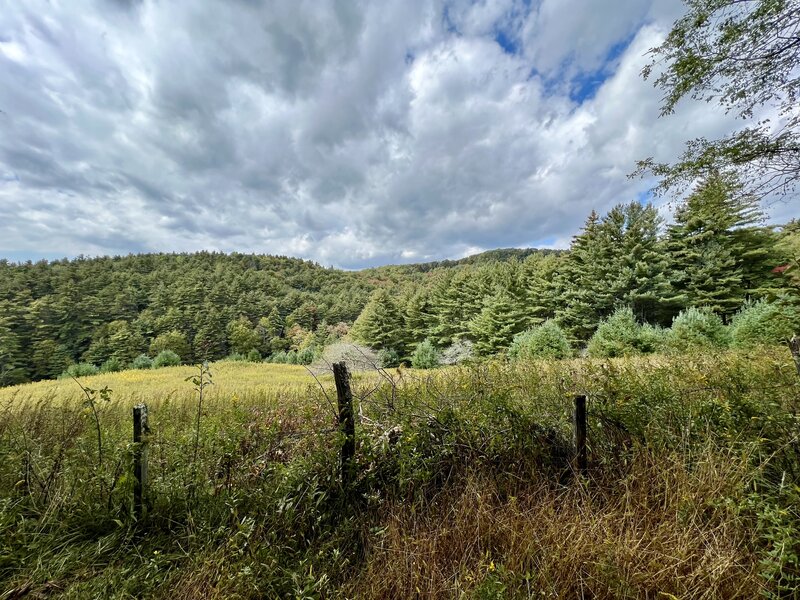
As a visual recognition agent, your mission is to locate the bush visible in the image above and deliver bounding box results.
[440,339,474,365]
[315,343,380,372]
[152,350,181,368]
[587,308,650,358]
[730,298,800,348]
[99,357,124,373]
[131,354,153,370]
[378,348,400,368]
[246,348,262,362]
[224,353,248,362]
[286,350,299,365]
[270,351,287,364]
[59,362,99,379]
[297,347,315,365]
[667,307,729,352]
[510,320,571,360]
[411,339,440,369]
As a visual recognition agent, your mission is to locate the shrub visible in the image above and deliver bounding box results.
[246,348,262,362]
[270,351,287,364]
[510,320,571,360]
[99,357,124,373]
[411,339,440,369]
[224,353,248,362]
[131,354,153,370]
[315,343,380,372]
[587,308,648,358]
[59,362,99,379]
[441,339,474,365]
[286,350,299,365]
[378,348,400,368]
[152,350,181,368]
[667,307,729,352]
[730,298,800,348]
[297,347,315,365]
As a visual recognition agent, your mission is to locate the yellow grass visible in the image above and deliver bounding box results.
[0,362,319,409]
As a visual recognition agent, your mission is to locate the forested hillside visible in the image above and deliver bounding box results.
[0,174,796,386]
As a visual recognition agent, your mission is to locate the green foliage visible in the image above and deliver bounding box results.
[131,354,153,370]
[411,339,440,369]
[270,351,288,364]
[377,348,401,368]
[509,320,571,360]
[730,298,800,348]
[59,362,100,378]
[149,330,191,361]
[246,348,262,362]
[667,307,729,352]
[99,357,124,373]
[152,350,181,368]
[587,308,662,358]
[296,347,315,365]
[637,0,800,201]
[352,289,407,354]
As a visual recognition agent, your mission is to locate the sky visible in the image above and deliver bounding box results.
[0,0,794,269]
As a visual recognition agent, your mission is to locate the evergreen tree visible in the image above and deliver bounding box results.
[666,173,775,318]
[352,288,406,353]
[468,289,527,356]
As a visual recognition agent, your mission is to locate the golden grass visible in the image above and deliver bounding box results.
[0,362,317,409]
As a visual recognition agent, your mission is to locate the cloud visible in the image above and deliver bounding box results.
[0,0,786,268]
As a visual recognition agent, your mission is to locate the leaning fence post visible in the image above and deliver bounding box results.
[573,395,588,475]
[333,362,355,491]
[133,403,149,520]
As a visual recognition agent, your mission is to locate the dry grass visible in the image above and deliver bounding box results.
[350,449,765,599]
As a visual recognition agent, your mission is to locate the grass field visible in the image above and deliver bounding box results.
[1,350,799,598]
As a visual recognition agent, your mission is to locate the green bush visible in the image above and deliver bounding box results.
[286,350,299,365]
[131,354,153,370]
[99,357,124,373]
[411,339,439,369]
[730,298,800,348]
[297,347,315,365]
[378,348,400,368]
[667,307,729,352]
[269,351,288,364]
[59,362,99,379]
[587,308,654,358]
[152,350,181,368]
[246,348,262,362]
[509,320,571,360]
[224,353,248,362]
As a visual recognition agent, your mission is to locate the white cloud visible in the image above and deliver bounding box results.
[0,0,789,268]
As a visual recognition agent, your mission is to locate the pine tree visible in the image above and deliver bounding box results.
[468,289,527,356]
[666,173,776,318]
[352,288,406,353]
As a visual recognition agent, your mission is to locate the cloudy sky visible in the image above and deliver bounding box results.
[0,0,791,268]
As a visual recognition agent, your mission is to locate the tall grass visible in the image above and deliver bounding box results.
[0,350,798,598]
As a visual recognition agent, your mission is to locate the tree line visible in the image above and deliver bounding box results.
[352,173,798,360]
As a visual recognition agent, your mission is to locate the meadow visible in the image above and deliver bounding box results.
[1,349,799,598]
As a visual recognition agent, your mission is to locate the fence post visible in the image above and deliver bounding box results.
[133,403,149,520]
[333,362,355,491]
[573,395,588,475]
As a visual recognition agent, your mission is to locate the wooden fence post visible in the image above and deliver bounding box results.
[333,362,355,490]
[573,395,588,475]
[133,403,149,520]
